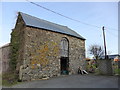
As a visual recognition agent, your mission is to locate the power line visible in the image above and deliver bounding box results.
[26,0,118,32]
[26,0,101,29]
[106,30,118,38]
[105,27,118,31]
[105,27,118,38]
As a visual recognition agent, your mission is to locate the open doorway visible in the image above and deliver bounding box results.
[60,57,69,75]
[60,37,69,75]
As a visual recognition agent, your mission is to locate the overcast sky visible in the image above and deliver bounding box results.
[0,1,118,57]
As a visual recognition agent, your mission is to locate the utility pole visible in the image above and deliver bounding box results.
[102,26,107,59]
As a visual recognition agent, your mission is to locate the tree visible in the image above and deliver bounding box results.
[88,44,104,60]
[88,44,104,68]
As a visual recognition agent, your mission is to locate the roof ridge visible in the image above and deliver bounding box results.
[19,12,85,40]
[20,12,67,28]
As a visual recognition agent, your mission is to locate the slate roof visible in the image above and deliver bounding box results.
[20,12,85,40]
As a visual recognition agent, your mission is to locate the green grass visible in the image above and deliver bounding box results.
[0,74,2,86]
[114,68,120,75]
[2,79,18,87]
[2,72,21,87]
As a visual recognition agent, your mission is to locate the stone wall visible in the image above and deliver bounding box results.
[0,44,10,73]
[20,26,85,81]
[10,14,26,73]
[0,47,2,74]
[98,59,113,75]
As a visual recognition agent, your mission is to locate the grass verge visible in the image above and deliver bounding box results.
[114,68,120,75]
[2,72,22,87]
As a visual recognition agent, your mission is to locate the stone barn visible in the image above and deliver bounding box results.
[10,12,86,81]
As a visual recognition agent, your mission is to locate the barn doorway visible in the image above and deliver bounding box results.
[60,57,69,75]
[60,37,69,75]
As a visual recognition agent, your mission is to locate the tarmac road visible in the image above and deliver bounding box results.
[3,74,119,88]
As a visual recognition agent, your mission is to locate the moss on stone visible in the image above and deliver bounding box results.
[10,30,20,72]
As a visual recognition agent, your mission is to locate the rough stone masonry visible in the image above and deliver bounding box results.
[10,12,86,81]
